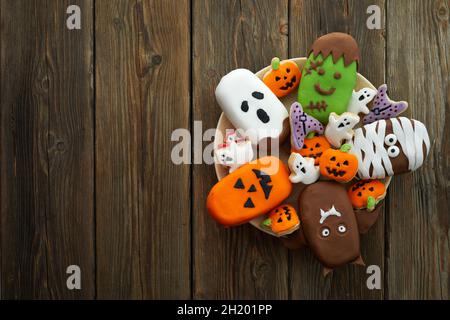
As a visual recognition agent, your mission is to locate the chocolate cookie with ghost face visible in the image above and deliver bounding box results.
[298,181,362,270]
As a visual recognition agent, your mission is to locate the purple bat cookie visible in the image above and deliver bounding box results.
[363,84,408,124]
[290,102,324,150]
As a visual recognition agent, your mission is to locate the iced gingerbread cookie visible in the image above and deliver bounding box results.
[298,181,364,275]
[289,102,324,151]
[350,117,430,179]
[347,87,377,115]
[298,32,360,124]
[261,204,300,236]
[207,156,292,226]
[263,57,301,98]
[288,153,320,184]
[215,131,253,173]
[295,134,331,165]
[325,112,360,148]
[215,69,289,145]
[348,180,386,211]
[319,144,358,183]
[363,84,408,124]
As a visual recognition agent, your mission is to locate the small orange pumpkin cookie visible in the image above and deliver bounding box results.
[207,156,292,227]
[263,57,301,98]
[292,134,331,165]
[348,180,386,211]
[261,204,300,236]
[319,144,358,183]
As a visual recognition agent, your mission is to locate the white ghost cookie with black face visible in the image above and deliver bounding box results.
[350,117,430,179]
[288,153,320,184]
[325,112,360,148]
[347,87,377,115]
[215,69,289,145]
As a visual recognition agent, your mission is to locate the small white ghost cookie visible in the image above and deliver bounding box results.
[347,87,377,115]
[325,112,360,148]
[288,153,320,185]
[215,139,254,173]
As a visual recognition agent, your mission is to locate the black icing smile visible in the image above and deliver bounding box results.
[279,76,297,90]
[326,167,346,177]
[257,108,270,123]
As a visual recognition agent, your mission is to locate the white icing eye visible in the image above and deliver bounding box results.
[321,228,330,238]
[338,225,347,234]
[388,146,400,158]
[384,134,397,146]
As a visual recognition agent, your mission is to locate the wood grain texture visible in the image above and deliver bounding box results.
[1,0,95,299]
[192,0,290,299]
[289,0,386,299]
[385,0,449,299]
[95,0,190,299]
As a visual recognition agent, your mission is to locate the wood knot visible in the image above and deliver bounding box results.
[151,55,162,66]
[113,17,124,30]
[279,23,288,36]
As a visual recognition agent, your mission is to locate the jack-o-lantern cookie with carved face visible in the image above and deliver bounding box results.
[298,181,363,272]
[261,204,300,236]
[215,69,289,145]
[295,135,330,165]
[263,57,301,98]
[350,117,430,179]
[207,156,292,227]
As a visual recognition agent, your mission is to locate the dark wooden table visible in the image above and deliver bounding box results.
[0,0,448,299]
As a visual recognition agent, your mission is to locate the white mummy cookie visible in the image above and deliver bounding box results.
[347,87,377,115]
[215,131,254,173]
[325,112,360,148]
[288,153,320,184]
[215,69,289,145]
[350,117,430,179]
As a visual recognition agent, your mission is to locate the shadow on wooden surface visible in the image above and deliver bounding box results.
[0,0,448,299]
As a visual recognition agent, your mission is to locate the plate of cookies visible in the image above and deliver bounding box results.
[207,33,431,275]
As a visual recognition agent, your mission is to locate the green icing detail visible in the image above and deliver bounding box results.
[298,53,357,124]
[306,132,316,139]
[367,196,376,211]
[261,218,272,228]
[340,143,352,153]
[271,57,280,71]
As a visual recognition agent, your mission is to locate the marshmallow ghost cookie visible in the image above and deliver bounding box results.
[363,84,408,124]
[298,32,359,124]
[325,112,360,148]
[215,69,289,145]
[350,117,430,179]
[288,153,320,184]
[207,156,292,226]
[298,181,364,274]
[263,57,301,98]
[215,131,253,173]
[347,87,377,115]
[261,204,300,236]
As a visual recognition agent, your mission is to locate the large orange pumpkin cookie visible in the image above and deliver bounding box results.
[207,156,292,226]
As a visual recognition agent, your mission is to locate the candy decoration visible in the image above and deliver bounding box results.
[363,84,408,124]
[289,102,324,150]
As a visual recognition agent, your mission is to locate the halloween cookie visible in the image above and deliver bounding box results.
[348,180,386,211]
[215,69,289,145]
[215,131,254,173]
[325,112,360,148]
[207,156,292,226]
[289,102,324,151]
[363,84,408,124]
[298,181,364,273]
[319,144,358,183]
[288,153,320,184]
[263,57,301,98]
[347,87,377,115]
[350,117,430,179]
[261,204,300,236]
[298,32,359,124]
[296,134,330,165]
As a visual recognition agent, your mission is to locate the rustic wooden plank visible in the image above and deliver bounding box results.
[289,0,386,299]
[95,0,191,299]
[192,0,289,299]
[1,0,95,298]
[385,0,449,299]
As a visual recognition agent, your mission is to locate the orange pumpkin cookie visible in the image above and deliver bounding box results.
[207,156,292,227]
[293,134,331,165]
[261,204,300,236]
[263,57,301,98]
[348,180,386,211]
[319,144,358,183]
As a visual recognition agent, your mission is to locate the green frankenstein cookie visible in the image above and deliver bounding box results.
[298,33,360,124]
